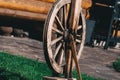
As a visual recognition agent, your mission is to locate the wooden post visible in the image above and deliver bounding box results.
[70,35,82,80]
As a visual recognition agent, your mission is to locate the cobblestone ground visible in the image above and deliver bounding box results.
[0,36,120,80]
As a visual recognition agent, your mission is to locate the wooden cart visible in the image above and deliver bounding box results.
[0,0,92,79]
[43,0,86,79]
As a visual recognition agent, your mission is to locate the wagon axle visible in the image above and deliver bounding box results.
[63,28,78,42]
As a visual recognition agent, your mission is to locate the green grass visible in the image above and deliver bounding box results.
[113,56,120,72]
[0,52,100,80]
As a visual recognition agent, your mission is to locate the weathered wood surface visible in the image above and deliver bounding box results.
[36,0,55,3]
[0,0,92,20]
[0,0,53,21]
[0,0,53,7]
[43,76,76,80]
[82,0,92,19]
[0,0,52,14]
[0,8,47,21]
[82,0,92,9]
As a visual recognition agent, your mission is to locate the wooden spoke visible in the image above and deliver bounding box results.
[63,5,67,29]
[78,25,82,30]
[55,15,64,31]
[76,35,81,37]
[65,50,72,78]
[52,27,63,35]
[54,43,62,59]
[58,49,64,65]
[76,39,81,43]
[51,36,63,46]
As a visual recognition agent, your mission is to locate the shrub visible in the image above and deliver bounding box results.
[113,57,120,72]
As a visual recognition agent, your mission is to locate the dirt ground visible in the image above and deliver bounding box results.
[0,36,120,80]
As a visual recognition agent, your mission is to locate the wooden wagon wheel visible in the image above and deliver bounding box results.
[43,0,86,77]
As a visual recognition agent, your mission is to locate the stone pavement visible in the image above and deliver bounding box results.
[80,46,120,80]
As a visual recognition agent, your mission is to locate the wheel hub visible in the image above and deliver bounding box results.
[63,29,77,42]
[63,29,69,42]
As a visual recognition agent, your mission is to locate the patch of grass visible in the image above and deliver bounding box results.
[0,52,51,80]
[113,57,120,72]
[0,52,100,80]
[73,71,99,80]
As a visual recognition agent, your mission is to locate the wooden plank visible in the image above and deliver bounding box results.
[35,0,55,3]
[43,76,76,80]
[0,8,47,21]
[0,0,53,7]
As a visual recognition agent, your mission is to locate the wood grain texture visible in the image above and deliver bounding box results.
[0,1,52,14]
[35,0,55,3]
[0,8,47,21]
[43,76,76,80]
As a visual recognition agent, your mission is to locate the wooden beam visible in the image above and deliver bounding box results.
[0,1,52,14]
[35,0,55,3]
[0,8,47,21]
